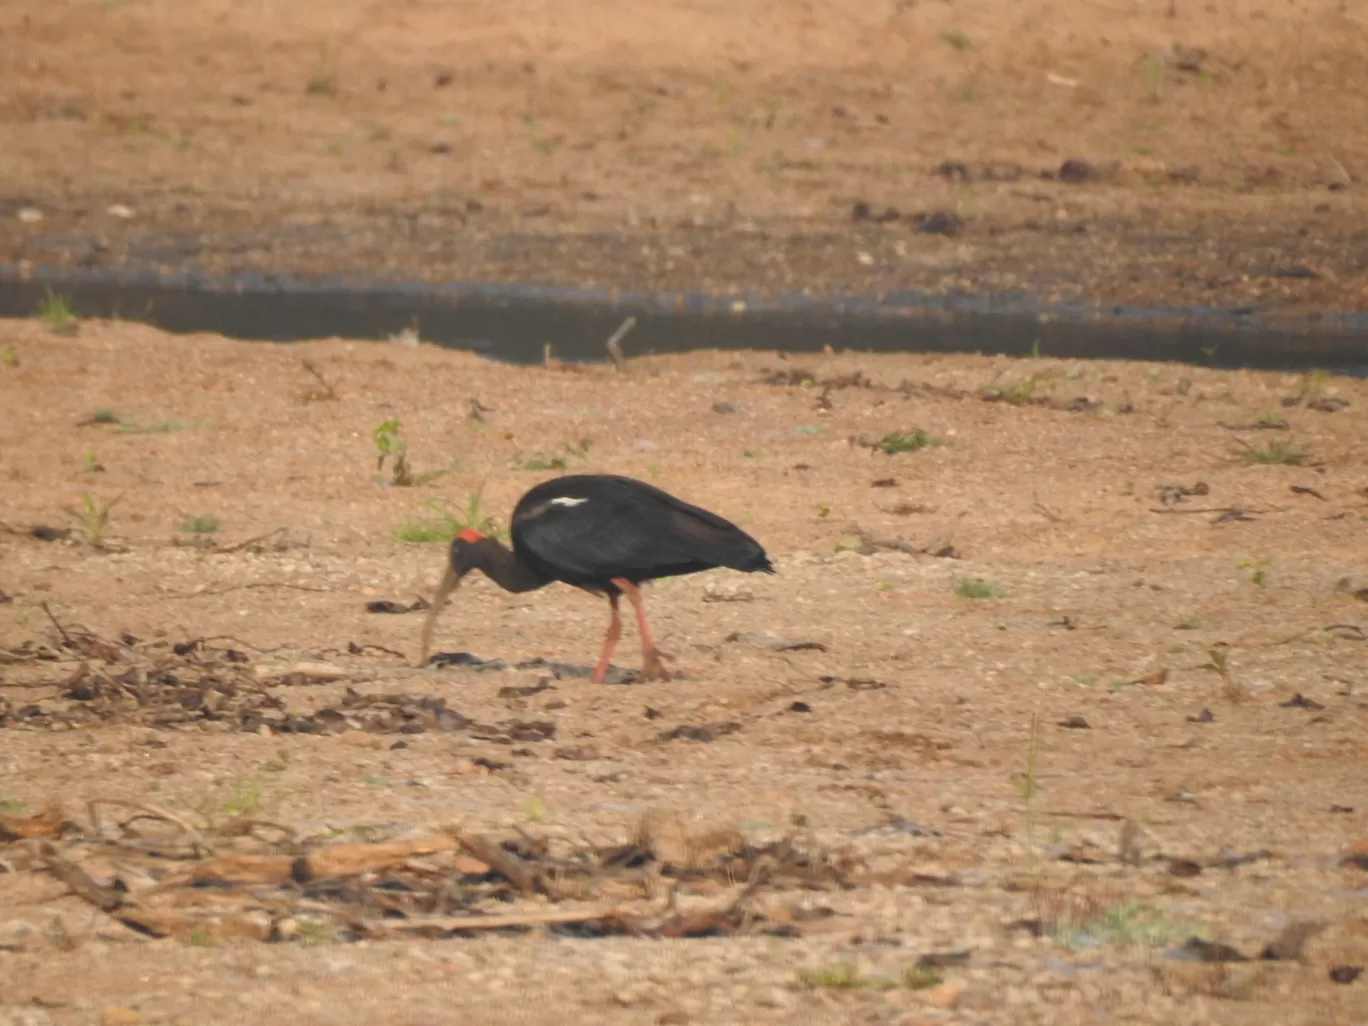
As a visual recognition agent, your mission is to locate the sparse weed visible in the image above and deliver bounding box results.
[874,429,934,455]
[37,289,78,335]
[397,490,502,544]
[815,502,832,518]
[1203,646,1244,704]
[1236,558,1270,588]
[524,119,555,156]
[1234,437,1310,466]
[954,577,1002,600]
[523,797,548,823]
[374,418,412,484]
[305,68,337,97]
[119,418,189,434]
[0,798,24,813]
[89,409,120,425]
[294,919,343,946]
[81,449,105,473]
[509,438,592,472]
[901,965,943,990]
[221,777,264,817]
[797,963,894,990]
[1052,901,1206,949]
[1,345,18,368]
[982,375,1038,405]
[181,515,221,535]
[67,492,124,546]
[940,29,972,51]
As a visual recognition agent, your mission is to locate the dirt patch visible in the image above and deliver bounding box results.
[2,316,1368,1023]
[2,1,1368,316]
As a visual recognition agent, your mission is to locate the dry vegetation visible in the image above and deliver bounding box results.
[1,315,1367,1025]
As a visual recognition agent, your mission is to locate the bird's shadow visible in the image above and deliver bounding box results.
[427,650,644,686]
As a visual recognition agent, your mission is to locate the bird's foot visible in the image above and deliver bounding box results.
[639,648,673,682]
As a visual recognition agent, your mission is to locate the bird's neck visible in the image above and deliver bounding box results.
[474,538,549,594]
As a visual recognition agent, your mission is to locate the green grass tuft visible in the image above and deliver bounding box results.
[954,577,1003,600]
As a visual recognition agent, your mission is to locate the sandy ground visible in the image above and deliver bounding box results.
[3,1,1368,316]
[2,317,1368,1024]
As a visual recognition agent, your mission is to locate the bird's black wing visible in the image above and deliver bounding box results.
[511,475,771,585]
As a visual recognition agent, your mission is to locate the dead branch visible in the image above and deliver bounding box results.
[605,316,636,372]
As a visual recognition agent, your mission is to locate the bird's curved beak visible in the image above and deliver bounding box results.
[417,566,463,667]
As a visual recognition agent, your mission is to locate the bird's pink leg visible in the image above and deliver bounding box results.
[611,578,671,682]
[591,593,622,684]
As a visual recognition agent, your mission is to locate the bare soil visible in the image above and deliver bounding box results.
[2,317,1368,1024]
[3,1,1368,316]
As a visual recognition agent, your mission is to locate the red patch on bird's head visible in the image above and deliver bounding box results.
[456,528,485,544]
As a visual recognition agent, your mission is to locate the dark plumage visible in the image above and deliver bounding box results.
[418,474,775,681]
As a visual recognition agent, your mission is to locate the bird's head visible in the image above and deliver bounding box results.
[448,527,488,578]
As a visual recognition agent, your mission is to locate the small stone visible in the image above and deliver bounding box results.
[17,207,43,223]
[106,204,135,219]
[339,729,380,749]
[923,983,961,1008]
[101,1007,141,1026]
[451,758,479,775]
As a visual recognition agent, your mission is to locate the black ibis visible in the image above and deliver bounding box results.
[418,474,775,682]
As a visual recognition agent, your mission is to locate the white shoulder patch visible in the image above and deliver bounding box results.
[550,496,589,507]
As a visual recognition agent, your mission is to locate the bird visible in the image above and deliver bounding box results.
[418,474,775,682]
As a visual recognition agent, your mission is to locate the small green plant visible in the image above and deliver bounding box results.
[81,449,105,473]
[523,797,548,823]
[797,963,894,990]
[983,375,1038,405]
[742,448,760,459]
[373,418,458,486]
[1203,646,1244,704]
[815,502,831,518]
[305,68,337,97]
[181,515,221,534]
[508,438,592,472]
[294,919,342,946]
[1052,902,1205,949]
[221,777,264,817]
[954,577,1002,600]
[374,418,412,484]
[875,429,934,455]
[68,492,124,546]
[524,119,555,156]
[1235,437,1310,466]
[1141,53,1166,103]
[89,409,119,425]
[901,965,943,990]
[396,490,502,544]
[119,418,189,434]
[0,798,24,812]
[1236,558,1270,587]
[940,29,972,51]
[1,345,18,368]
[37,289,78,335]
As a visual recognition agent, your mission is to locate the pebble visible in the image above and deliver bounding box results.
[16,207,42,223]
[100,1007,141,1026]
